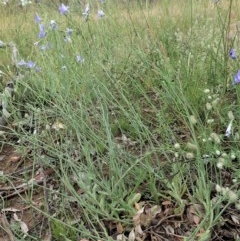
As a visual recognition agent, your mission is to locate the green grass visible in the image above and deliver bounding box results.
[0,0,240,240]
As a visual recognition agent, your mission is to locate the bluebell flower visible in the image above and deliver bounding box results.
[26,61,36,68]
[97,10,105,18]
[66,28,73,36]
[35,13,41,24]
[99,0,105,3]
[76,55,85,63]
[64,36,72,43]
[39,24,46,38]
[229,48,237,60]
[64,28,73,42]
[50,20,57,30]
[232,70,240,86]
[17,59,26,66]
[59,3,69,15]
[62,66,67,71]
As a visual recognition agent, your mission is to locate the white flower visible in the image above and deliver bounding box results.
[215,184,222,192]
[189,115,197,124]
[210,132,221,144]
[83,3,90,16]
[228,111,235,121]
[97,9,105,18]
[227,190,238,202]
[186,142,197,151]
[186,152,194,160]
[174,143,180,149]
[207,119,214,124]
[203,89,210,94]
[230,153,236,160]
[20,0,32,6]
[206,103,212,110]
[217,158,224,169]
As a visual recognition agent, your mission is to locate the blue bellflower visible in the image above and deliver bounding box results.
[50,20,57,30]
[26,61,36,68]
[232,70,240,86]
[229,48,237,60]
[59,3,69,15]
[35,13,41,24]
[39,24,46,38]
[66,28,73,36]
[76,55,85,63]
[17,59,26,66]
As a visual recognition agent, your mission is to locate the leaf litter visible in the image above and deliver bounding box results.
[1,139,240,240]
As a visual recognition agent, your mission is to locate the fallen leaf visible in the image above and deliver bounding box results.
[0,155,6,161]
[231,215,239,224]
[162,200,172,206]
[135,224,143,236]
[163,224,174,234]
[139,204,152,227]
[187,204,205,225]
[116,234,127,241]
[193,215,201,225]
[9,155,21,163]
[42,231,52,241]
[116,222,124,234]
[128,229,135,241]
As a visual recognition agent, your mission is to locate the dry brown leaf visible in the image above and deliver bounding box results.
[9,155,21,163]
[187,204,205,225]
[162,200,172,206]
[116,222,124,234]
[193,215,201,225]
[42,231,52,241]
[134,201,145,211]
[133,207,144,226]
[231,215,239,224]
[163,224,175,234]
[139,204,152,227]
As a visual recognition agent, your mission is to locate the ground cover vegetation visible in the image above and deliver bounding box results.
[0,0,240,240]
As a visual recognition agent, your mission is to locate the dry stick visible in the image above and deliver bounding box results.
[0,212,16,241]
[0,170,53,199]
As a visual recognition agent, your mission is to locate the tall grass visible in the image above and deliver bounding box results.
[0,0,240,240]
